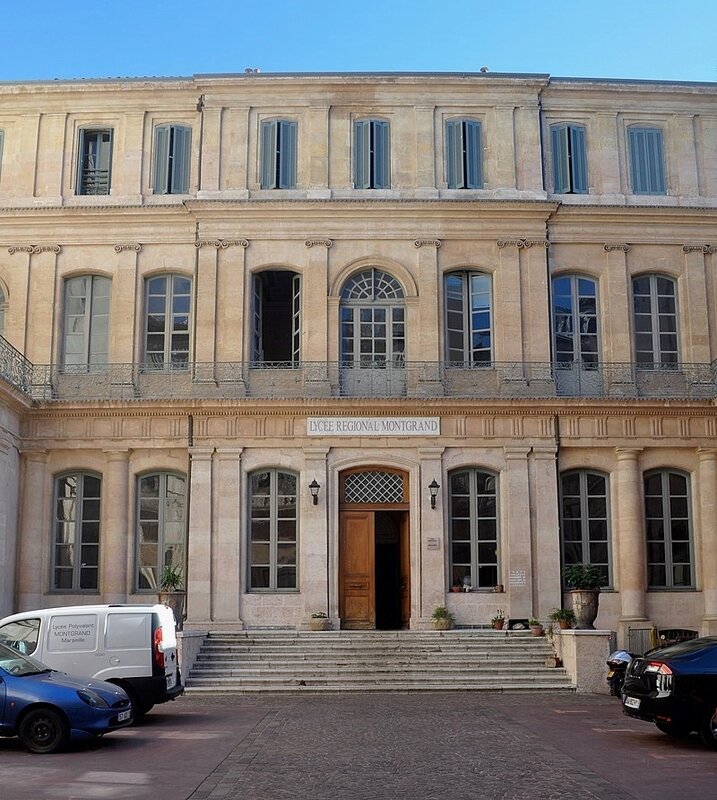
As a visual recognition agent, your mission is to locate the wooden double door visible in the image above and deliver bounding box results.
[339,509,410,629]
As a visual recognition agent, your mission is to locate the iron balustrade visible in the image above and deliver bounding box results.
[1,356,715,402]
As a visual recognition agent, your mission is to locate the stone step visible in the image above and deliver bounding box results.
[184,683,574,695]
[190,667,567,680]
[193,655,552,667]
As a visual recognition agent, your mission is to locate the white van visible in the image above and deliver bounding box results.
[0,604,183,717]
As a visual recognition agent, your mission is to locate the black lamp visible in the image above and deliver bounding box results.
[309,479,321,505]
[428,479,440,509]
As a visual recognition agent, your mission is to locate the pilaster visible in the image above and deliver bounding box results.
[212,448,244,627]
[301,447,331,624]
[186,447,215,625]
[417,446,445,626]
[698,449,717,632]
[503,446,533,618]
[17,450,49,610]
[530,445,561,617]
[101,449,130,602]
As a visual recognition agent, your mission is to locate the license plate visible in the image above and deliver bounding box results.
[166,673,175,689]
[118,710,131,722]
[624,696,640,709]
[607,670,615,678]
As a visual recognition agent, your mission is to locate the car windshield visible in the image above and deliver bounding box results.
[0,641,51,676]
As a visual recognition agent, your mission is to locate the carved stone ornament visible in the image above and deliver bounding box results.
[682,244,716,254]
[113,243,142,253]
[8,244,61,254]
[497,238,550,249]
[305,238,333,248]
[603,243,630,252]
[414,239,442,248]
[195,238,249,249]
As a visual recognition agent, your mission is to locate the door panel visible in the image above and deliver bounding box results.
[399,512,410,627]
[339,511,375,629]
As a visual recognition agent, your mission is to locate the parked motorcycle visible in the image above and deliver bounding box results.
[606,650,637,697]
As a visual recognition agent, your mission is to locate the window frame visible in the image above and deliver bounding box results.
[354,118,391,189]
[135,472,187,592]
[551,274,600,366]
[550,123,588,194]
[631,273,679,369]
[61,274,111,372]
[259,118,298,190]
[51,471,102,593]
[559,469,612,589]
[251,270,301,366]
[644,469,693,589]
[445,118,483,189]
[153,123,192,195]
[143,273,192,370]
[628,125,667,195]
[444,270,493,365]
[448,468,500,590]
[76,127,113,196]
[247,468,299,592]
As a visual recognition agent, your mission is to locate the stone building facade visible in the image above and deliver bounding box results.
[1,71,717,644]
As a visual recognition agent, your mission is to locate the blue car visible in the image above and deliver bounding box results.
[0,642,132,753]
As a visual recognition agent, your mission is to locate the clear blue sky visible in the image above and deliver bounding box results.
[3,0,716,83]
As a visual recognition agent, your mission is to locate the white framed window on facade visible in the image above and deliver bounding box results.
[52,472,102,592]
[445,118,483,189]
[644,470,693,589]
[136,472,186,591]
[444,271,492,365]
[153,124,191,194]
[354,119,390,189]
[550,123,588,194]
[628,126,666,195]
[260,119,297,189]
[144,274,192,369]
[62,275,111,371]
[248,469,298,590]
[632,274,678,368]
[559,470,611,588]
[449,469,499,589]
[251,270,301,365]
[76,128,113,195]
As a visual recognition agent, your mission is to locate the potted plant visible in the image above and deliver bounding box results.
[158,563,185,631]
[491,609,506,630]
[309,611,330,631]
[548,607,575,630]
[529,617,544,637]
[450,581,462,593]
[562,564,603,630]
[431,606,455,631]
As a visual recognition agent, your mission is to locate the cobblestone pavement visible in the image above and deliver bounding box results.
[3,692,717,800]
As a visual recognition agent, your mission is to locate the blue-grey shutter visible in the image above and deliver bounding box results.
[260,120,278,189]
[171,125,191,194]
[464,120,482,189]
[373,120,390,189]
[645,128,665,193]
[445,119,462,188]
[354,120,371,189]
[76,129,87,193]
[629,128,648,194]
[153,125,170,194]
[551,125,570,193]
[278,121,297,189]
[569,125,588,194]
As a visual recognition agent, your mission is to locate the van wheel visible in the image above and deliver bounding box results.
[19,708,68,754]
[699,708,717,749]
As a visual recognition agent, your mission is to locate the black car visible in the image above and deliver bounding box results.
[622,636,717,747]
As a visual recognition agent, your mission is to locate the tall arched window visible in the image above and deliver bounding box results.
[560,470,611,587]
[340,269,405,395]
[136,473,186,591]
[444,271,492,365]
[144,274,192,369]
[449,469,499,589]
[62,275,111,371]
[552,275,600,394]
[248,469,298,590]
[52,472,102,591]
[632,274,678,368]
[644,470,693,588]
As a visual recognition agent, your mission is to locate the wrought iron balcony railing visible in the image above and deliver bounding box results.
[1,347,715,403]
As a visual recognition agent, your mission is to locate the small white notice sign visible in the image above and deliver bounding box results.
[307,417,440,436]
[509,570,527,588]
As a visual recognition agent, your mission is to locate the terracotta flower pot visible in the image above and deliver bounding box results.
[492,620,505,630]
[530,624,544,637]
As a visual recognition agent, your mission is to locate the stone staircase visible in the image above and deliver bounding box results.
[185,630,575,694]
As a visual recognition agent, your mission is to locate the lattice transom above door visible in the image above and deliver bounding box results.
[343,471,405,504]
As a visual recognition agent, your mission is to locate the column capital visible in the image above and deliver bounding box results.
[103,448,130,462]
[417,446,445,459]
[189,447,215,462]
[504,446,531,460]
[20,448,48,463]
[531,445,558,459]
[615,447,643,461]
[697,448,717,462]
[215,447,244,461]
[303,447,330,462]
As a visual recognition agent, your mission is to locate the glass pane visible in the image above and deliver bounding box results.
[277,566,296,588]
[452,543,471,564]
[250,543,270,565]
[251,566,270,588]
[250,520,270,541]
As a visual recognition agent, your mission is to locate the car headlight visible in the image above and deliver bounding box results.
[77,689,110,708]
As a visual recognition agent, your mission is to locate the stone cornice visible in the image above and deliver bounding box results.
[194,238,249,248]
[496,238,550,248]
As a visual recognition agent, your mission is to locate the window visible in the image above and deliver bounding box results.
[445,119,483,189]
[552,275,599,365]
[62,275,111,371]
[560,471,610,587]
[449,469,499,589]
[644,470,693,588]
[632,274,678,368]
[550,123,588,194]
[153,124,191,194]
[444,271,492,364]
[260,119,297,189]
[0,284,6,337]
[52,472,102,591]
[144,274,192,369]
[249,470,298,590]
[252,270,301,365]
[628,126,666,194]
[354,119,390,189]
[136,473,186,591]
[77,128,113,195]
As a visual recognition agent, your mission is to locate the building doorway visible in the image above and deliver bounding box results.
[338,468,410,630]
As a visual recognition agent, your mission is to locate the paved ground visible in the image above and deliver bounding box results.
[2,692,716,800]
